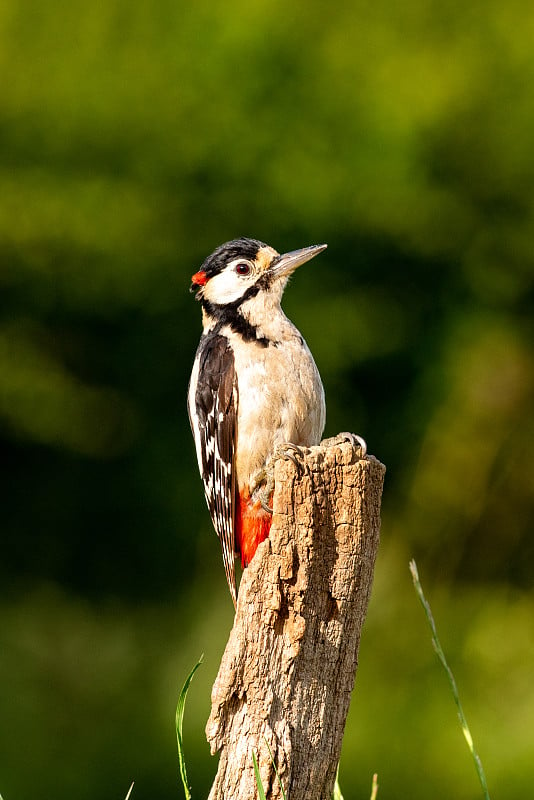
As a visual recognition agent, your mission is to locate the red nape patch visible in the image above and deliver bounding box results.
[235,489,273,567]
[191,270,208,286]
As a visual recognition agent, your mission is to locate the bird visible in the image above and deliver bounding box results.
[187,237,328,606]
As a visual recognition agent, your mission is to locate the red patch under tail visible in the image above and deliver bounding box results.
[235,488,272,567]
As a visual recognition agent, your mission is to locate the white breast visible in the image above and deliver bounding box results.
[228,321,326,490]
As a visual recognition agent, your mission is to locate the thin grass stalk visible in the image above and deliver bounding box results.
[409,560,490,800]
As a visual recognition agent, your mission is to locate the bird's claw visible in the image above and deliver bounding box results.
[321,431,367,458]
[275,442,306,474]
[259,495,274,514]
[254,442,306,513]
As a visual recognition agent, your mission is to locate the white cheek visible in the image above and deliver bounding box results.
[203,271,253,305]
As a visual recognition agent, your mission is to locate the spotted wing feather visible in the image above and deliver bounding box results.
[188,334,238,605]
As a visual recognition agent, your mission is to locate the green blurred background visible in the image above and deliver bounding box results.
[1,1,533,798]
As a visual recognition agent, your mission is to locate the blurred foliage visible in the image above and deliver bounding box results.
[1,0,533,798]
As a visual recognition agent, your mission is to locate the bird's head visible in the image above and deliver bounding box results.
[190,237,327,307]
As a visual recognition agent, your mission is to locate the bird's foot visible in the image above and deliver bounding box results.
[321,431,367,458]
[253,443,307,514]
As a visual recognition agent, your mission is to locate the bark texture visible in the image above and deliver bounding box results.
[207,439,386,800]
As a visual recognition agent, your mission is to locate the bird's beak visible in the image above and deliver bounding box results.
[269,243,327,279]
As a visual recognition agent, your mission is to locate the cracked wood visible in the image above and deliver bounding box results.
[207,439,386,800]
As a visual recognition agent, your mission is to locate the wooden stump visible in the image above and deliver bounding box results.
[206,439,386,800]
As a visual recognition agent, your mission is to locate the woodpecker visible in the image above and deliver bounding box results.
[188,237,327,606]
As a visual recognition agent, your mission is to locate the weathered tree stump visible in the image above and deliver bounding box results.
[206,438,386,800]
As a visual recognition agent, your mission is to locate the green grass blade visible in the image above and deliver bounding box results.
[409,560,491,800]
[176,655,203,800]
[263,737,287,800]
[369,772,379,800]
[332,766,345,800]
[252,751,267,800]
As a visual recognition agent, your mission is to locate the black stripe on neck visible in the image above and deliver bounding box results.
[202,285,271,347]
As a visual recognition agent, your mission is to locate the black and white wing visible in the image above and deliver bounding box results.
[188,333,238,606]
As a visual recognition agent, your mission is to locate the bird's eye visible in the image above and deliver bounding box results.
[235,262,251,276]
